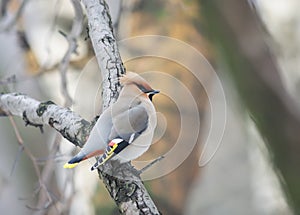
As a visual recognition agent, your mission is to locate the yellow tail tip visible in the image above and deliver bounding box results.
[63,162,79,169]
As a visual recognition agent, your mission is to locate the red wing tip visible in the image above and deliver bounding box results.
[108,142,115,147]
[109,138,124,146]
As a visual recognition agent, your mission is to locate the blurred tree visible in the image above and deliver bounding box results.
[199,0,300,213]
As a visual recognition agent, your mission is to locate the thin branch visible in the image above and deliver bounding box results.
[33,133,62,215]
[10,144,24,176]
[8,114,58,213]
[138,156,165,175]
[8,115,41,179]
[8,115,25,176]
[59,0,84,106]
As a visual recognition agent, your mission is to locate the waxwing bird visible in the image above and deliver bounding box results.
[64,72,159,170]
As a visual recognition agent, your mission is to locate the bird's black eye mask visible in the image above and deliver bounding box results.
[135,83,160,101]
[136,83,150,93]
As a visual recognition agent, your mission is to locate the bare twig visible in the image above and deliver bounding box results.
[35,2,84,211]
[1,95,84,214]
[8,115,57,212]
[8,115,25,176]
[8,115,40,177]
[10,144,24,176]
[59,0,84,106]
[34,133,62,215]
[138,156,165,175]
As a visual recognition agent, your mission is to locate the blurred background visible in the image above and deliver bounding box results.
[0,0,299,214]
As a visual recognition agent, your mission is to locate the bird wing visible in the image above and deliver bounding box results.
[109,103,149,143]
[91,104,149,170]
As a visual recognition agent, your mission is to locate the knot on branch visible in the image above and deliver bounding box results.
[101,34,115,45]
[48,117,58,128]
[36,101,56,117]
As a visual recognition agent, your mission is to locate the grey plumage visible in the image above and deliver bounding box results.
[64,72,159,169]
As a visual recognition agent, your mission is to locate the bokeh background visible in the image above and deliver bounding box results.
[0,0,299,214]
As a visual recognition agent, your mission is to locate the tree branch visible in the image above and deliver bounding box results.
[59,0,84,106]
[81,0,160,214]
[0,93,90,147]
[82,0,125,109]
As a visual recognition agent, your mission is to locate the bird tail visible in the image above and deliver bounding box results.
[90,139,129,171]
[63,152,85,169]
[63,149,105,169]
[90,143,117,171]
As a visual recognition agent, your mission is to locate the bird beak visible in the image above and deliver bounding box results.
[151,90,160,94]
